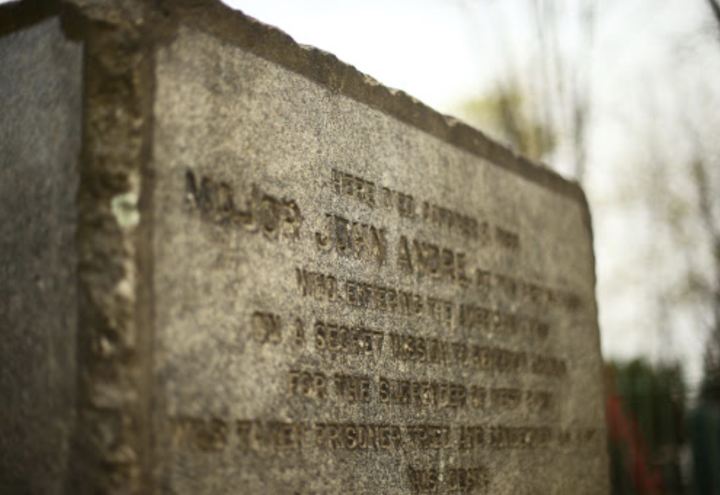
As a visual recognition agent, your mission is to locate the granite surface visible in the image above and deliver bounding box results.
[0,1,608,493]
[0,13,82,494]
[150,11,608,495]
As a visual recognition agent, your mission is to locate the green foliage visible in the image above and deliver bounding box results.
[460,84,556,161]
[611,360,686,451]
[700,350,720,403]
[607,359,687,494]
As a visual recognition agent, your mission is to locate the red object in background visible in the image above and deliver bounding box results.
[606,394,665,495]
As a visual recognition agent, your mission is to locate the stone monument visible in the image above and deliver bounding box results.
[0,0,609,493]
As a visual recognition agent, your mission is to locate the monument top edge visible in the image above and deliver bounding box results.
[0,0,591,225]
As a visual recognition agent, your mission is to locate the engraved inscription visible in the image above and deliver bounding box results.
[186,169,302,240]
[295,268,557,350]
[315,213,387,265]
[378,377,468,410]
[168,163,593,493]
[171,416,602,454]
[397,235,470,285]
[329,168,523,256]
[331,168,376,209]
[315,423,403,451]
[251,311,282,344]
[286,367,555,413]
[407,465,488,494]
[333,373,372,404]
[288,369,328,399]
[313,319,384,358]
[154,31,606,495]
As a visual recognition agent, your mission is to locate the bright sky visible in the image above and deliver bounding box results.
[223,1,708,108]
[224,0,490,111]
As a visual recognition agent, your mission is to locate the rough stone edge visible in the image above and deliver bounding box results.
[164,1,594,239]
[1,1,158,493]
[0,0,54,36]
[68,3,158,493]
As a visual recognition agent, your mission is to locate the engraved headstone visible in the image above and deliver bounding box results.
[1,1,609,493]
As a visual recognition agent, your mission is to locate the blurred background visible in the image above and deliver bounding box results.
[224,1,720,493]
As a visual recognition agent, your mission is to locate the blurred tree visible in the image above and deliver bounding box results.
[645,130,720,406]
[698,0,720,407]
[634,128,720,493]
[688,400,720,494]
[641,0,720,405]
[460,82,556,161]
[686,4,720,492]
[692,156,720,405]
[623,0,720,405]
[706,0,720,28]
[457,0,596,181]
[606,360,687,494]
[635,99,720,493]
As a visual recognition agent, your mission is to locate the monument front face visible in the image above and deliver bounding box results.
[150,14,607,495]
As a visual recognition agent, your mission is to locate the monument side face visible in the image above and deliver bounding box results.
[151,12,608,495]
[0,15,83,495]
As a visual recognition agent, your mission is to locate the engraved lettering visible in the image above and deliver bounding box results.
[313,319,384,358]
[397,235,469,286]
[334,374,371,403]
[185,169,301,240]
[251,311,282,344]
[174,417,229,452]
[288,370,327,399]
[316,213,387,265]
[331,168,376,208]
[315,423,402,450]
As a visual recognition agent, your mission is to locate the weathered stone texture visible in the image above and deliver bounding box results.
[0,1,608,494]
[0,14,82,494]
[151,22,606,495]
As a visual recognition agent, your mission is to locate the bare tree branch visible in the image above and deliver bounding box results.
[706,0,720,31]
